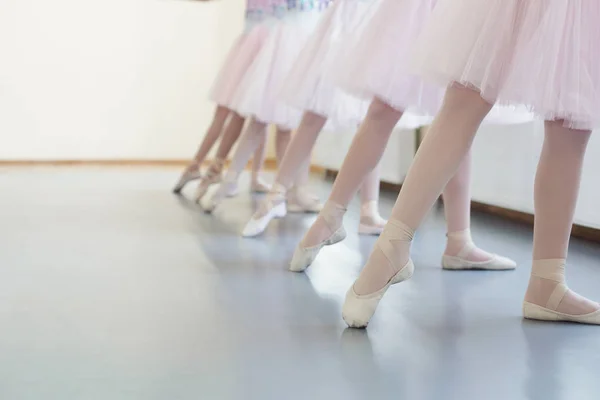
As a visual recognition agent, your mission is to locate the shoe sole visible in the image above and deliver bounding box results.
[358,224,384,236]
[523,301,600,325]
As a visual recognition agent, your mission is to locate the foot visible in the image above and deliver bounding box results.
[194,159,225,203]
[289,201,347,272]
[173,164,201,194]
[287,186,323,213]
[342,219,415,328]
[242,185,287,237]
[201,179,237,213]
[358,201,387,236]
[523,259,600,325]
[251,176,271,193]
[441,229,516,270]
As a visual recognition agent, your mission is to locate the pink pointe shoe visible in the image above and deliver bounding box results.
[242,185,287,237]
[441,230,517,270]
[173,164,202,194]
[194,159,225,203]
[342,220,415,328]
[250,176,271,194]
[289,201,346,272]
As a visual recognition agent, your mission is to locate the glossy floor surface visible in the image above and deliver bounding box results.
[1,166,600,400]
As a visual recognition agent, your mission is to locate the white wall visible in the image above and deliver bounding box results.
[312,127,416,185]
[472,122,600,229]
[0,0,245,160]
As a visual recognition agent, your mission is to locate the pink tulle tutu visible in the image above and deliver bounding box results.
[208,25,269,108]
[231,10,325,130]
[334,0,444,117]
[412,0,600,130]
[279,0,370,128]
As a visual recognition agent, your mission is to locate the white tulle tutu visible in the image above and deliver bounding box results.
[231,11,324,130]
[334,0,444,117]
[412,0,600,130]
[208,25,269,108]
[279,0,371,128]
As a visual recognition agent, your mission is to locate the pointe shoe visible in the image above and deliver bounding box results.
[287,186,323,213]
[343,259,414,329]
[523,302,600,325]
[201,179,236,213]
[242,202,287,237]
[173,165,202,194]
[342,220,415,328]
[250,177,271,194]
[289,202,347,272]
[242,186,287,237]
[523,260,600,325]
[194,159,225,203]
[441,238,516,271]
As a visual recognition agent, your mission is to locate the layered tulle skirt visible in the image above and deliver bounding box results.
[412,0,600,130]
[231,11,324,130]
[208,25,270,108]
[334,0,444,117]
[279,0,371,128]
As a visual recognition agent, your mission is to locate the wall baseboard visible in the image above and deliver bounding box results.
[0,158,326,174]
[325,169,600,243]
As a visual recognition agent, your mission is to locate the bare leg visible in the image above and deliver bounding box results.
[343,86,493,327]
[194,112,246,202]
[524,121,599,318]
[173,105,230,193]
[203,119,267,211]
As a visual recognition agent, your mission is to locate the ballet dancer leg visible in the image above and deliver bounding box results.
[242,111,328,237]
[290,98,403,270]
[173,105,230,193]
[357,162,387,236]
[194,112,246,202]
[441,151,517,270]
[287,154,323,213]
[342,85,493,327]
[203,118,267,212]
[250,134,271,193]
[523,121,600,324]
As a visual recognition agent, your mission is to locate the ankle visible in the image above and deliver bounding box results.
[360,200,379,217]
[444,228,475,256]
[301,201,346,248]
[270,182,287,196]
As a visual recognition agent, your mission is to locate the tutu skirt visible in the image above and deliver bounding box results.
[231,11,323,130]
[412,0,600,130]
[279,0,370,128]
[334,0,443,116]
[208,25,270,108]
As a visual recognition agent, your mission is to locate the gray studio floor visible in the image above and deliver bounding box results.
[1,166,600,400]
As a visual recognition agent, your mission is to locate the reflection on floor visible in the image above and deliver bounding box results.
[1,166,600,400]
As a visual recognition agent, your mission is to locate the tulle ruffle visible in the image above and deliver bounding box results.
[280,0,370,128]
[411,0,600,130]
[231,11,323,129]
[208,25,270,108]
[334,0,444,117]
